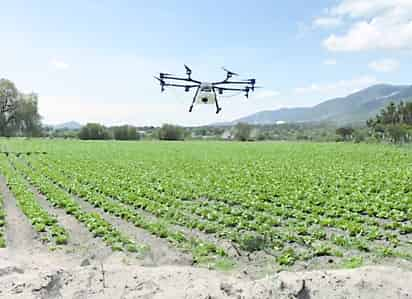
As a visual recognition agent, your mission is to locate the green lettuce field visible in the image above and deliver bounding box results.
[0,139,411,271]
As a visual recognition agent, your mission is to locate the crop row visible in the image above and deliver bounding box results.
[9,155,144,254]
[28,156,310,254]
[32,155,408,253]
[0,155,68,246]
[27,155,394,265]
[17,156,228,264]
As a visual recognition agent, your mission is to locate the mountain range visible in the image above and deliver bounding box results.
[229,84,412,126]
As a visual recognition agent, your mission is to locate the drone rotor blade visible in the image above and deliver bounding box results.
[184,64,192,73]
[222,67,239,76]
[154,76,166,92]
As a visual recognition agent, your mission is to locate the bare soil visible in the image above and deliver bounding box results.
[0,251,411,299]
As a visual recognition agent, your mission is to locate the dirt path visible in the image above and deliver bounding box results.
[0,253,411,299]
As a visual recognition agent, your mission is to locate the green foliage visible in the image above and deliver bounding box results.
[78,123,111,140]
[2,139,412,267]
[336,127,354,141]
[277,248,298,266]
[157,124,186,141]
[234,122,252,141]
[0,79,41,137]
[9,156,145,254]
[368,101,412,143]
[341,256,363,269]
[112,125,140,140]
[0,156,68,246]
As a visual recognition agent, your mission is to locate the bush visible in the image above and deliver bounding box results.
[158,124,186,141]
[234,123,252,141]
[113,125,140,140]
[78,123,111,140]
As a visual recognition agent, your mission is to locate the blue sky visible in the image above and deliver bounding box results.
[1,0,412,126]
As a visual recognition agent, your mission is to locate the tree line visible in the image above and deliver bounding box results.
[2,78,412,144]
[366,101,412,143]
[78,123,187,141]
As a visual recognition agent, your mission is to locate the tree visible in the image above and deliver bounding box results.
[78,123,110,140]
[386,125,407,144]
[113,125,139,140]
[10,93,42,136]
[0,79,42,137]
[336,127,354,141]
[158,124,185,141]
[0,79,18,135]
[367,100,412,143]
[234,123,252,141]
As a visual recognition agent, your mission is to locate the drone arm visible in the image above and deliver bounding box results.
[162,75,201,84]
[213,81,253,86]
[215,87,249,92]
[164,83,198,88]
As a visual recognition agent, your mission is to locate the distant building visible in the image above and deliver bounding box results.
[221,129,234,140]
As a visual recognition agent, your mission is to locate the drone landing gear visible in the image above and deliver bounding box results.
[189,86,200,113]
[213,88,222,114]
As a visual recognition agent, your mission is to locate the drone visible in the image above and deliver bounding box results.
[154,65,257,114]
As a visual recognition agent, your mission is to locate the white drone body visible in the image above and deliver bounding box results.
[155,66,257,114]
[196,83,216,105]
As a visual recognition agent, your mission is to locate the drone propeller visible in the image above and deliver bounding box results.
[154,76,164,83]
[251,86,263,92]
[222,67,239,76]
[184,64,192,77]
[154,76,166,92]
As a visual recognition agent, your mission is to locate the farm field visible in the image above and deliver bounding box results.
[0,139,411,275]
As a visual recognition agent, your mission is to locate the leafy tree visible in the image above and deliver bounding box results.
[10,93,42,136]
[336,127,354,141]
[158,124,185,141]
[78,123,111,140]
[367,100,412,143]
[0,79,41,136]
[113,125,140,140]
[0,79,18,135]
[234,123,252,141]
[386,125,408,144]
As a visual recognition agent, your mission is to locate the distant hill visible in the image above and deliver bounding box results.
[230,84,412,125]
[53,121,82,130]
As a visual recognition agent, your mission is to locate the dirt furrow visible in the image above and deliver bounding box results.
[59,186,193,267]
[26,182,121,265]
[0,176,44,255]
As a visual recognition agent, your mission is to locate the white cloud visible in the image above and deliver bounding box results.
[322,0,412,52]
[50,58,69,70]
[294,75,378,98]
[368,59,400,73]
[313,17,342,28]
[324,59,337,65]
